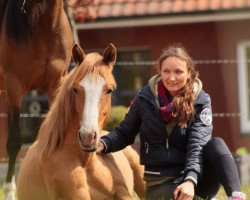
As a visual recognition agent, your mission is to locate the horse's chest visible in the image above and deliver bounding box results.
[84,157,127,198]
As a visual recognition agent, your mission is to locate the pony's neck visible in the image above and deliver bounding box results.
[62,125,97,167]
[80,152,96,167]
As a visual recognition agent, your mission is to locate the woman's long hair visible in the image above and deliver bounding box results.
[158,44,199,128]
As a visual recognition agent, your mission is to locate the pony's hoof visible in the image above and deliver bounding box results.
[3,178,16,200]
[4,191,16,200]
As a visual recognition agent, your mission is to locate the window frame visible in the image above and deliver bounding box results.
[114,47,151,106]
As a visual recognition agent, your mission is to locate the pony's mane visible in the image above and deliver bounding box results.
[37,53,116,156]
[0,0,48,41]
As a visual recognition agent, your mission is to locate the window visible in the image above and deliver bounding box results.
[113,48,152,106]
[237,41,250,134]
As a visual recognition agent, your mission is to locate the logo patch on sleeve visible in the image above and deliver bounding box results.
[200,108,212,126]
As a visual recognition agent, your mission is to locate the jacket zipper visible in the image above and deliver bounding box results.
[145,142,149,154]
[139,93,171,150]
[166,138,169,149]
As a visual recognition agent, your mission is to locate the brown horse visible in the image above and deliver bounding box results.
[17,44,145,200]
[0,0,75,199]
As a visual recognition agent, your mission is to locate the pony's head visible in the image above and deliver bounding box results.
[71,43,117,152]
[39,43,117,154]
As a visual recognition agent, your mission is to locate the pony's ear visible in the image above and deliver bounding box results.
[72,44,86,66]
[103,43,117,66]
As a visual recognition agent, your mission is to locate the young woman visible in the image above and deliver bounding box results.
[97,45,245,200]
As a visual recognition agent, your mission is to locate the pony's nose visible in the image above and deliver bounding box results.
[79,131,97,146]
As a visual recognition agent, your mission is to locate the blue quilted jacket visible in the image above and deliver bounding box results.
[101,84,212,184]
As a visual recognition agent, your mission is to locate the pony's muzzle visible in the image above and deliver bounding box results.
[78,131,97,152]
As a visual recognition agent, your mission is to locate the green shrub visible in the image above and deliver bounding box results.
[236,147,248,156]
[105,106,128,131]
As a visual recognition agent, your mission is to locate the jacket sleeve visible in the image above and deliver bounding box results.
[184,93,212,185]
[100,95,141,153]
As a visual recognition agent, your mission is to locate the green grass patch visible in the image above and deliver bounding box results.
[0,188,3,200]
[216,185,250,199]
[0,186,249,199]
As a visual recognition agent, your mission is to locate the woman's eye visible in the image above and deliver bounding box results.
[176,70,183,74]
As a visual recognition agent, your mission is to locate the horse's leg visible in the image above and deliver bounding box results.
[122,146,146,199]
[51,191,92,200]
[114,186,133,200]
[44,74,63,107]
[3,93,22,200]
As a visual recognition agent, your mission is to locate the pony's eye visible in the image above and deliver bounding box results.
[106,88,113,95]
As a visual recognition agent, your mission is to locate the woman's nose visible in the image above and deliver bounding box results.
[169,73,175,81]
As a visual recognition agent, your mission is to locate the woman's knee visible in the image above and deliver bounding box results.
[145,183,176,200]
[204,137,232,162]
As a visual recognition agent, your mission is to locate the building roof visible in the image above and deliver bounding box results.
[96,0,250,19]
[69,0,250,22]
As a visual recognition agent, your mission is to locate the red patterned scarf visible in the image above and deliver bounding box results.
[158,80,174,124]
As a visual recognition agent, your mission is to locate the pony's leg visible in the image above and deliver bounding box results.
[114,186,133,200]
[48,187,91,200]
[4,95,22,200]
[122,146,146,199]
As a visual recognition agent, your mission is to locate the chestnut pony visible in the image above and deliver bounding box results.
[17,44,145,200]
[0,0,75,199]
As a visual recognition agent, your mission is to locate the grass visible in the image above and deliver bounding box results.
[0,186,249,200]
[0,188,3,200]
[215,185,249,199]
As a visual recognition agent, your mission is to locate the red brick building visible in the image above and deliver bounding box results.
[73,0,250,152]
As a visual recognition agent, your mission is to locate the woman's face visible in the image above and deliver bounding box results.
[160,56,190,97]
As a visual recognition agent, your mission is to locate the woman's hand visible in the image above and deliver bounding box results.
[96,141,105,153]
[173,180,195,200]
